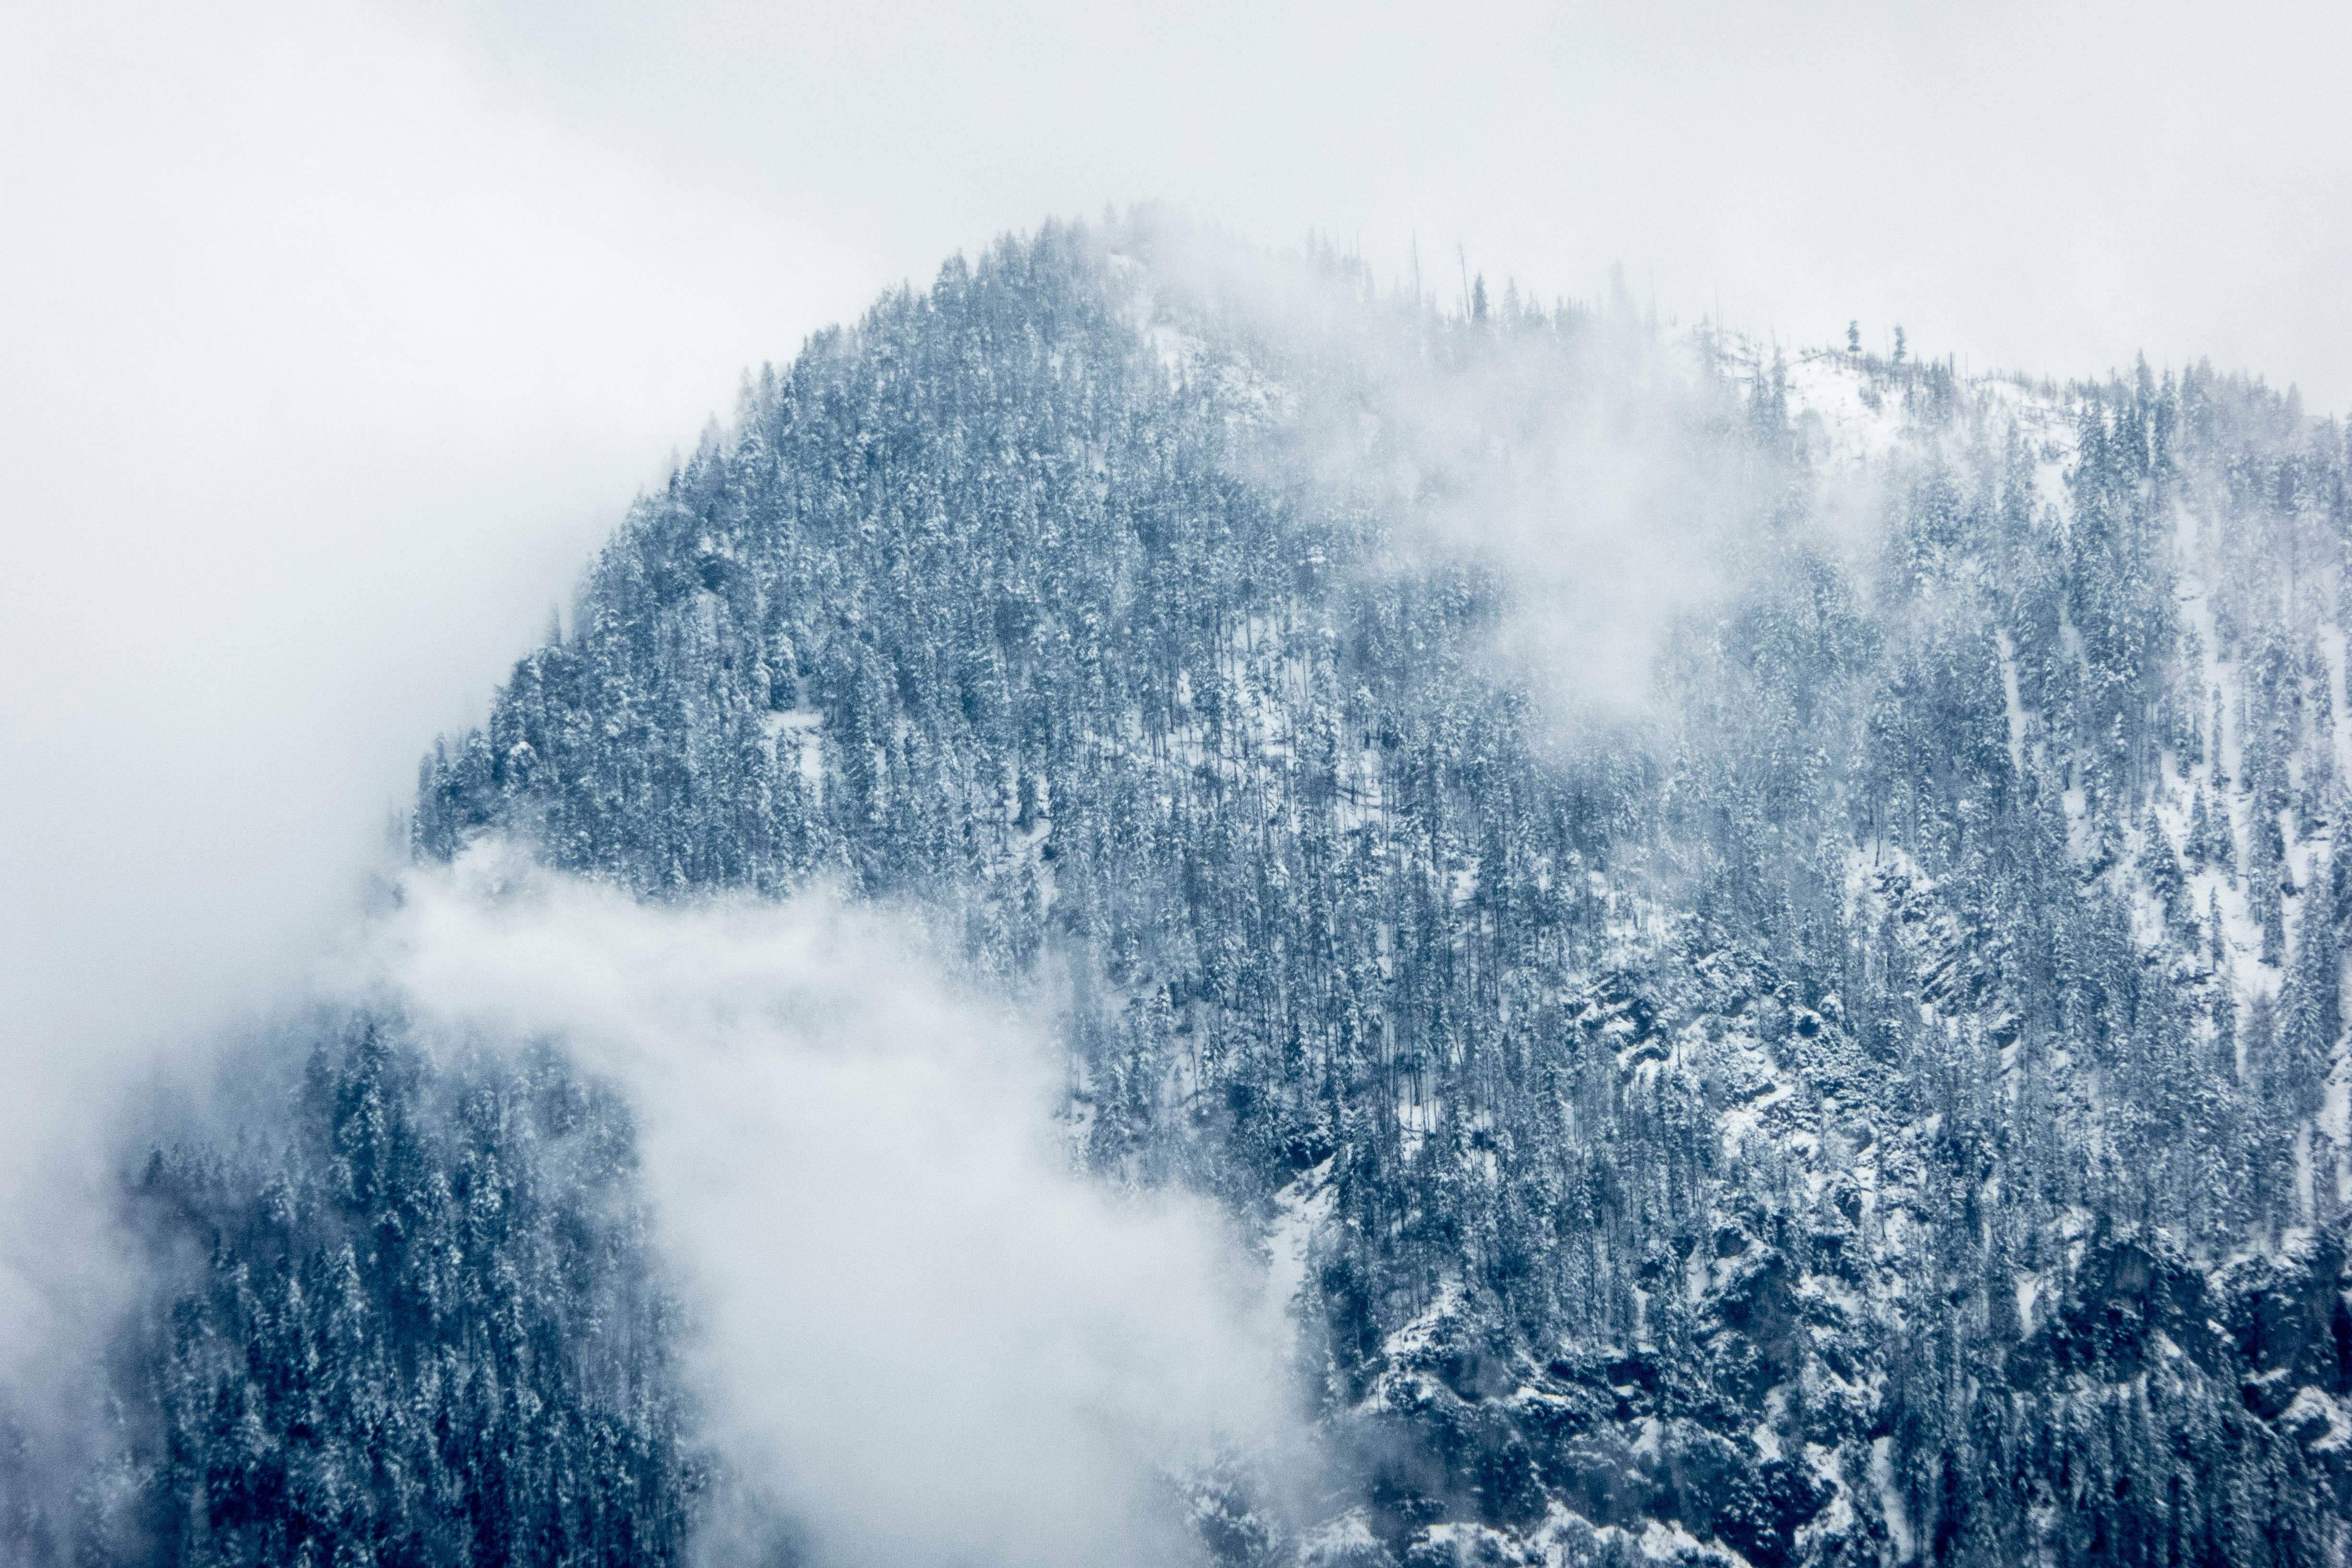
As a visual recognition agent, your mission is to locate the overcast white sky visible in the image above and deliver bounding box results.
[2,0,2348,1091]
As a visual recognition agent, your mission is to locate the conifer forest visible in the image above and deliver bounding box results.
[6,217,2349,1568]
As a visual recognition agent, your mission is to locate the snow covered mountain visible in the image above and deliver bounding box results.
[9,216,2347,1568]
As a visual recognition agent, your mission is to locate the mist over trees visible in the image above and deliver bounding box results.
[8,217,2349,1567]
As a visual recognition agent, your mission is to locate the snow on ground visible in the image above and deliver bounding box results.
[1265,1158,1335,1325]
[1148,321,1205,385]
[1994,628,2028,778]
[1774,343,2080,495]
[761,703,826,796]
[1297,1508,1380,1563]
[2282,1387,2352,1452]
[1781,349,1913,472]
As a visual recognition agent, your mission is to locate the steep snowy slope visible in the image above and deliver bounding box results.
[15,218,2347,1568]
[406,222,2352,1568]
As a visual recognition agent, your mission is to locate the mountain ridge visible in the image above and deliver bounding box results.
[8,215,2347,1568]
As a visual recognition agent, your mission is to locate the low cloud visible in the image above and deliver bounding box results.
[1136,220,1776,727]
[353,843,1300,1568]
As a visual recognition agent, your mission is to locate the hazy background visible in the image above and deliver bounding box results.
[1,0,2347,1247]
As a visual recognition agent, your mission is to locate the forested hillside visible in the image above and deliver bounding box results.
[12,217,2348,1567]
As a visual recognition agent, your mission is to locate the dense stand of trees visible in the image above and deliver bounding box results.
[11,220,2346,1566]
[414,222,2352,1566]
[3,1019,696,1568]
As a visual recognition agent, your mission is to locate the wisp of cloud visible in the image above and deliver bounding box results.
[355,843,1298,1568]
